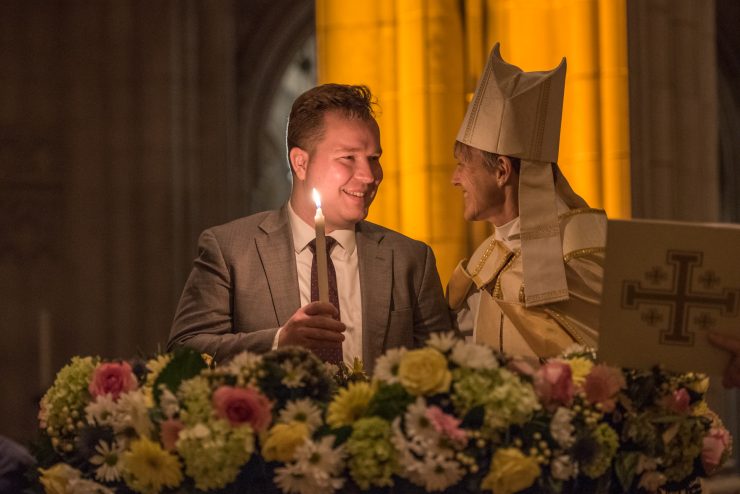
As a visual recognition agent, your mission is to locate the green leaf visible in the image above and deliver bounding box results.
[152,347,207,406]
[615,451,639,492]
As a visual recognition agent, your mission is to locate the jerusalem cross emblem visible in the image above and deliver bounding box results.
[621,250,740,346]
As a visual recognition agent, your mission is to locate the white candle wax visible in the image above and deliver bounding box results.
[312,189,330,303]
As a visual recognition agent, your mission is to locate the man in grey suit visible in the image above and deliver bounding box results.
[168,83,453,373]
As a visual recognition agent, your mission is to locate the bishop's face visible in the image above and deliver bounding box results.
[451,149,504,223]
[301,111,383,231]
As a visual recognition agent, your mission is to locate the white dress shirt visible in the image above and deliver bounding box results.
[272,202,363,366]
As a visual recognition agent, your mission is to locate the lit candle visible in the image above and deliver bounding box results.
[39,309,52,390]
[312,188,330,303]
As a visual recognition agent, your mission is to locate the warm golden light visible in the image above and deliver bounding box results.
[311,188,322,209]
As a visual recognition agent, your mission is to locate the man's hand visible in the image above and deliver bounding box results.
[708,331,740,389]
[278,302,345,350]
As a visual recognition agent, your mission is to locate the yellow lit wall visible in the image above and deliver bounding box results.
[316,0,631,283]
[316,0,468,283]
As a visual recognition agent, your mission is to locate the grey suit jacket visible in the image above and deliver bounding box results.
[168,205,454,373]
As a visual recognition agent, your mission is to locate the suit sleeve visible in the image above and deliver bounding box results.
[412,245,459,346]
[167,229,279,361]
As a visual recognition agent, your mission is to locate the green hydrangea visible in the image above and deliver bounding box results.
[177,375,213,425]
[177,419,255,491]
[662,417,707,482]
[39,356,99,452]
[581,423,618,478]
[346,417,398,490]
[452,367,539,434]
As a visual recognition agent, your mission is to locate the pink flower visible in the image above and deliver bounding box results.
[507,358,536,377]
[702,427,731,473]
[160,418,184,451]
[583,364,625,412]
[88,362,138,400]
[661,388,691,414]
[533,360,574,409]
[212,386,272,432]
[426,406,467,444]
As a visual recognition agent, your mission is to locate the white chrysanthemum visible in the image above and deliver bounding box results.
[404,397,438,443]
[294,436,345,479]
[550,407,576,448]
[414,454,465,492]
[275,436,345,494]
[282,361,309,388]
[113,390,153,437]
[274,462,311,494]
[450,341,498,370]
[426,332,458,354]
[223,351,262,376]
[551,454,578,480]
[158,385,180,419]
[89,440,125,482]
[373,348,407,384]
[279,399,323,433]
[85,394,117,427]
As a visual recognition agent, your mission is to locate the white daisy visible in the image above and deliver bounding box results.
[113,389,153,437]
[426,332,458,354]
[223,351,262,376]
[89,440,124,482]
[450,341,498,370]
[274,462,311,494]
[279,399,323,433]
[373,347,406,384]
[157,385,180,419]
[415,454,465,492]
[550,407,576,448]
[85,394,117,427]
[404,397,438,443]
[281,361,309,388]
[294,436,345,481]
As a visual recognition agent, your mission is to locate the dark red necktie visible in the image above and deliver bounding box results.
[308,237,343,364]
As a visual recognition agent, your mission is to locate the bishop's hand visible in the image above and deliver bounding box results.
[708,331,740,389]
[278,301,345,351]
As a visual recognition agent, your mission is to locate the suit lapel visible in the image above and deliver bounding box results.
[357,223,392,368]
[255,206,301,326]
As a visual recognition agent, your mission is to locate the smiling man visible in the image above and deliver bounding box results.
[446,45,607,359]
[168,84,453,372]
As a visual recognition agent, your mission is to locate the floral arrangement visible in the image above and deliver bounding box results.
[31,335,732,494]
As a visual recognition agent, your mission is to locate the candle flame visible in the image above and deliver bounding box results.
[312,188,322,209]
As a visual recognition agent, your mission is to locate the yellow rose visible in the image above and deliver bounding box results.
[397,348,451,396]
[261,421,310,462]
[39,463,80,494]
[687,376,709,394]
[481,448,541,494]
[567,357,594,386]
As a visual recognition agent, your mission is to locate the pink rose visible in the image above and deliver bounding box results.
[702,427,731,473]
[583,364,625,412]
[212,386,272,432]
[426,406,467,444]
[534,360,574,409]
[160,418,184,451]
[88,362,138,400]
[661,388,691,414]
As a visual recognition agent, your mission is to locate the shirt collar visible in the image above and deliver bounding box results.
[287,201,357,257]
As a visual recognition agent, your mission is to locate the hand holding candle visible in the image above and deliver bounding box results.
[312,188,330,303]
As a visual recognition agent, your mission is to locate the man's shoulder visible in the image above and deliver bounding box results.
[201,209,284,245]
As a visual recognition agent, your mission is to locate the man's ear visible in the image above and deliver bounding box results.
[495,155,516,186]
[289,147,309,180]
